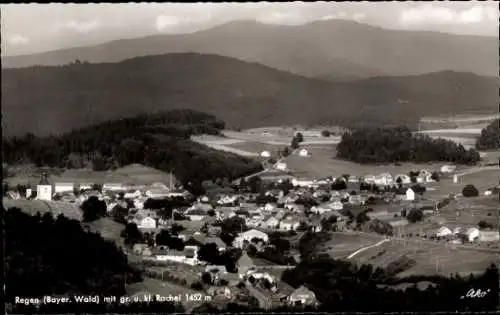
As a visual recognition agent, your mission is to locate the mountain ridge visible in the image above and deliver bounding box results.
[3,20,497,80]
[2,53,498,137]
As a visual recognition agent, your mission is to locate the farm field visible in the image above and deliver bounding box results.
[86,218,125,245]
[350,239,498,278]
[283,146,454,178]
[4,198,83,221]
[226,141,284,155]
[318,232,387,259]
[5,164,176,187]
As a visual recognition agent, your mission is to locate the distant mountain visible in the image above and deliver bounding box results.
[3,20,497,81]
[2,53,498,137]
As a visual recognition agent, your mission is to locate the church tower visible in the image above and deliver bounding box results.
[36,172,52,201]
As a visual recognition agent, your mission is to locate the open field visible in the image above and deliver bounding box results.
[87,218,125,245]
[319,232,387,259]
[4,198,83,221]
[5,164,176,187]
[350,238,498,277]
[283,146,460,178]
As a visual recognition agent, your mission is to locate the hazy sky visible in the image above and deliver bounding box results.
[2,2,499,56]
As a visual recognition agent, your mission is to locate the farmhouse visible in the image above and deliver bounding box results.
[406,188,416,201]
[54,182,74,194]
[363,174,376,184]
[145,188,171,199]
[436,226,452,238]
[79,183,94,191]
[233,229,269,248]
[288,285,318,306]
[395,174,411,185]
[275,161,287,171]
[440,165,456,173]
[389,219,409,227]
[264,216,280,229]
[464,227,480,242]
[279,218,300,231]
[260,150,271,158]
[102,183,126,192]
[124,190,142,199]
[292,178,315,187]
[298,149,309,157]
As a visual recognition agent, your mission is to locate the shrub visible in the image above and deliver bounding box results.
[407,209,424,223]
[462,184,479,197]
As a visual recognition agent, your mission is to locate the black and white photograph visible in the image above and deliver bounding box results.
[2,2,500,314]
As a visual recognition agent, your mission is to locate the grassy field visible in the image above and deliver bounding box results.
[226,141,285,155]
[318,232,387,259]
[283,145,455,178]
[351,239,498,277]
[5,164,176,187]
[87,218,125,245]
[4,198,83,221]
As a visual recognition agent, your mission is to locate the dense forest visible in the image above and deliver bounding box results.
[2,109,262,194]
[476,119,500,150]
[4,208,144,313]
[336,126,480,164]
[3,53,498,137]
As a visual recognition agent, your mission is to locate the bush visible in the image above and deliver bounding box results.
[407,209,424,223]
[321,130,331,137]
[462,184,479,197]
[191,281,204,291]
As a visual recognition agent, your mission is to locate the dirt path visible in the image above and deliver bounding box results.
[347,239,390,260]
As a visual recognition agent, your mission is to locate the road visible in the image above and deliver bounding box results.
[246,283,272,310]
[347,239,391,260]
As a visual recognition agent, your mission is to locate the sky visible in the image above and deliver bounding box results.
[2,2,499,56]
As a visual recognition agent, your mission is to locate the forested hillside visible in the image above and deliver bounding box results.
[2,109,262,194]
[2,53,498,137]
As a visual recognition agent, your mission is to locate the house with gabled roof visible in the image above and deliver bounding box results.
[288,285,318,306]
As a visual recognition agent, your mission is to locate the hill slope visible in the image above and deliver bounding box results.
[3,20,497,80]
[2,53,498,137]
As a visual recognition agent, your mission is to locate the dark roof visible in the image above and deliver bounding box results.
[39,173,50,185]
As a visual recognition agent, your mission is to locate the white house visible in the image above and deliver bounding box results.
[395,174,411,185]
[25,188,32,199]
[36,173,52,201]
[79,183,94,191]
[465,227,480,242]
[298,149,309,157]
[263,203,276,211]
[145,188,171,199]
[348,175,359,183]
[54,182,74,194]
[436,226,452,238]
[260,150,271,158]
[275,162,287,171]
[453,175,459,184]
[185,209,207,221]
[233,229,269,248]
[264,217,280,229]
[134,198,146,210]
[440,165,456,173]
[124,190,143,199]
[363,175,376,184]
[292,178,314,187]
[406,188,416,201]
[288,285,318,306]
[279,219,300,231]
[138,216,157,229]
[102,183,126,192]
[153,246,200,266]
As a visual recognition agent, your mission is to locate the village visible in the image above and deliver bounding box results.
[4,150,500,310]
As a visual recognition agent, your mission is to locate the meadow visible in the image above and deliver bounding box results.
[5,164,177,187]
[350,238,498,278]
[283,145,453,179]
[318,232,387,259]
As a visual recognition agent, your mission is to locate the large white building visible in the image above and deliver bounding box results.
[54,182,74,194]
[36,173,52,201]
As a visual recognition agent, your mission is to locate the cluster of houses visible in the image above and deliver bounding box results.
[435,226,500,243]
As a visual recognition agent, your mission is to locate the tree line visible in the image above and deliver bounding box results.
[337,126,480,164]
[476,119,499,150]
[2,109,262,195]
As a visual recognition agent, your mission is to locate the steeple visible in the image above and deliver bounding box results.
[39,172,50,185]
